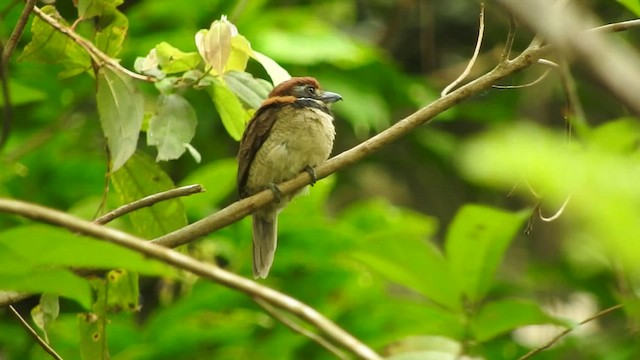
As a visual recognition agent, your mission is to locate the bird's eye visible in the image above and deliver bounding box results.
[307,86,316,95]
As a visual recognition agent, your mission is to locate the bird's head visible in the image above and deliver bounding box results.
[269,77,342,104]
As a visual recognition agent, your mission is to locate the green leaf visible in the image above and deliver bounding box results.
[251,51,291,85]
[587,117,640,153]
[78,0,123,19]
[106,270,139,312]
[94,8,128,57]
[111,151,188,238]
[96,67,144,171]
[0,224,176,277]
[147,94,198,161]
[179,158,237,217]
[78,311,109,360]
[445,204,528,303]
[209,80,251,140]
[225,35,252,73]
[0,269,92,309]
[31,294,59,342]
[618,0,640,16]
[471,299,569,342]
[348,200,461,310]
[155,42,201,74]
[19,5,91,77]
[0,80,47,107]
[224,71,272,109]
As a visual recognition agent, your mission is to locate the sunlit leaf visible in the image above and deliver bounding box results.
[96,67,144,171]
[147,94,198,161]
[251,51,291,85]
[94,8,128,57]
[225,35,252,73]
[155,42,201,74]
[209,80,251,140]
[445,204,529,303]
[19,5,91,77]
[111,151,188,238]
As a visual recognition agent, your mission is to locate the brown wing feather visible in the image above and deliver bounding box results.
[237,97,295,198]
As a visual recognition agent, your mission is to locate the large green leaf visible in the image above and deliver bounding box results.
[348,200,461,310]
[111,151,188,238]
[0,269,91,309]
[445,204,529,303]
[147,94,198,161]
[471,299,570,342]
[19,5,91,77]
[94,8,128,57]
[0,224,176,277]
[96,67,144,171]
[210,80,251,140]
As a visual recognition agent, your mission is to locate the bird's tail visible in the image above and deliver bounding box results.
[252,212,278,279]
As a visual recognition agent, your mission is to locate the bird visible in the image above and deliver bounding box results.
[237,77,342,278]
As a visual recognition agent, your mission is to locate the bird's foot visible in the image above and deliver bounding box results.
[304,165,317,186]
[267,183,283,203]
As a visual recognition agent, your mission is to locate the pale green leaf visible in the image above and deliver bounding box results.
[78,312,108,360]
[210,80,251,140]
[147,94,198,161]
[96,67,144,171]
[224,71,272,109]
[111,151,188,238]
[251,51,291,85]
[445,204,529,302]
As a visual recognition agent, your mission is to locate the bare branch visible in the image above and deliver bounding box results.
[30,6,154,82]
[441,3,486,97]
[152,36,546,249]
[0,198,382,360]
[498,0,640,115]
[1,0,37,67]
[9,305,64,360]
[591,19,640,33]
[518,304,623,360]
[253,297,349,360]
[500,12,517,62]
[94,184,205,225]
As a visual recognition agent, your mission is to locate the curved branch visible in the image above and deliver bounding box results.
[30,6,154,82]
[94,184,205,225]
[0,198,382,360]
[152,42,546,249]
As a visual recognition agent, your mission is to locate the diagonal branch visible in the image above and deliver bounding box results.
[0,198,382,360]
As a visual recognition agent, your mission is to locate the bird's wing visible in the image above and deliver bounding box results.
[237,97,294,197]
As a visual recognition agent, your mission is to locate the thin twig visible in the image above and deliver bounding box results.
[30,6,154,82]
[0,198,382,360]
[94,184,205,225]
[518,304,623,360]
[590,19,640,33]
[493,68,551,89]
[8,305,64,360]
[441,3,485,96]
[500,12,517,62]
[1,0,37,67]
[538,195,571,222]
[253,297,349,360]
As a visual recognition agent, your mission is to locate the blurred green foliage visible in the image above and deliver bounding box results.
[2,0,640,359]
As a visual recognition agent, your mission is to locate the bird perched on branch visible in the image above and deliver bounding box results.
[237,77,342,278]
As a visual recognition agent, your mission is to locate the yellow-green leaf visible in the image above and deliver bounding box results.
[210,80,251,140]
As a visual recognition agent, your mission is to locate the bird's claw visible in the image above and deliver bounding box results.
[268,183,283,203]
[304,165,317,186]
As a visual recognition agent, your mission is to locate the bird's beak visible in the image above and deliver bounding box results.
[319,90,342,103]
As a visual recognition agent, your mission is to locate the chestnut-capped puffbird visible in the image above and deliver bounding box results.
[237,77,342,278]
